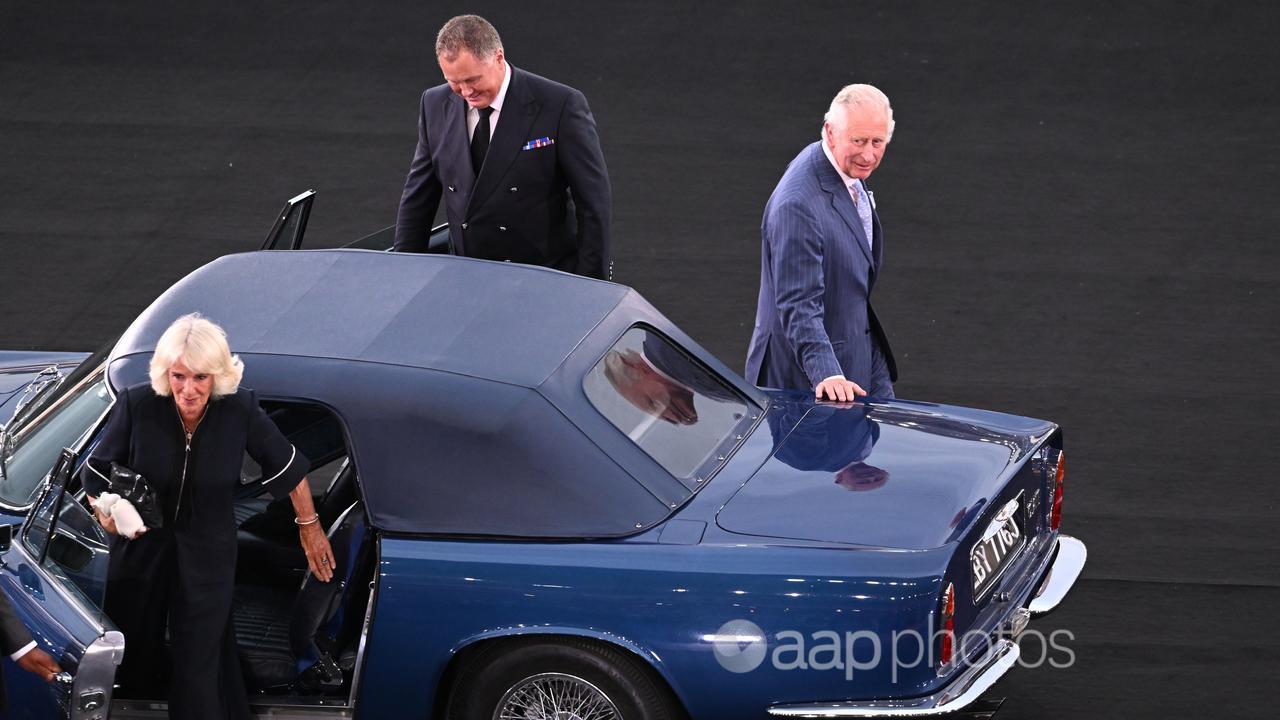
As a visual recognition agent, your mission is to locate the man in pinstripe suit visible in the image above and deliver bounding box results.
[745,84,898,401]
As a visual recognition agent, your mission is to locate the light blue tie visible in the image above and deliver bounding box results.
[852,181,873,253]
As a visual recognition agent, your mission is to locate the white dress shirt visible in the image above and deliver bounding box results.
[820,136,874,253]
[467,62,513,141]
[10,639,35,661]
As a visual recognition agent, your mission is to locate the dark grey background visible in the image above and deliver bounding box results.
[3,2,1278,717]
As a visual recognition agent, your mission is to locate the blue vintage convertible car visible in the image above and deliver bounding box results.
[0,247,1084,719]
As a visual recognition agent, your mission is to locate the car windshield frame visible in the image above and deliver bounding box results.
[0,344,115,511]
[5,340,113,436]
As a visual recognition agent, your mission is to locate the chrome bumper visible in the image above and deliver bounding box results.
[767,640,1020,717]
[1028,534,1086,615]
[766,535,1086,718]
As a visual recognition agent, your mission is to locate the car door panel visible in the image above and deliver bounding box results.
[1,449,120,719]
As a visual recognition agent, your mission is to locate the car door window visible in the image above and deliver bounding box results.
[21,449,111,622]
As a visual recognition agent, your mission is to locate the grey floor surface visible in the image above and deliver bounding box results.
[2,2,1278,718]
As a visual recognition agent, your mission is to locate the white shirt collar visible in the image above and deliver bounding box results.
[468,62,512,138]
[490,61,512,114]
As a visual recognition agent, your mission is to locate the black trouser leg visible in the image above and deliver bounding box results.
[167,574,248,720]
[104,532,173,695]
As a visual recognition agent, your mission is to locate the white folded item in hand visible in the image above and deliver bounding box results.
[91,492,148,539]
[91,492,119,514]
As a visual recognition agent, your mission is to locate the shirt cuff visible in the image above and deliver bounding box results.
[10,640,36,662]
[820,375,847,385]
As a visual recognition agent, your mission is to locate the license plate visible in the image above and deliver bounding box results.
[971,499,1025,598]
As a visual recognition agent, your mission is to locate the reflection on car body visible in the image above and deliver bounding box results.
[0,247,1085,719]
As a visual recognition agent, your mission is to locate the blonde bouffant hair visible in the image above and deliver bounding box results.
[149,313,244,398]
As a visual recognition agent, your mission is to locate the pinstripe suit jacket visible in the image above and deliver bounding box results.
[745,141,897,397]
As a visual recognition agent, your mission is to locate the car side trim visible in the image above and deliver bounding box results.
[1027,534,1086,616]
[347,533,381,712]
[767,639,1019,717]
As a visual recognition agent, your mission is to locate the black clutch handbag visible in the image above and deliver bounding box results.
[108,463,164,530]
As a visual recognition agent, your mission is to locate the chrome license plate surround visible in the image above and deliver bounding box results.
[971,494,1026,599]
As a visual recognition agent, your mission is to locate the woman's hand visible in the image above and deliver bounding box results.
[89,496,119,536]
[288,476,334,582]
[299,522,335,582]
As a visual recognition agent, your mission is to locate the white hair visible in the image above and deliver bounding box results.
[149,313,244,398]
[823,84,895,141]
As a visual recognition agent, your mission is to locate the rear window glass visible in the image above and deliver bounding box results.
[583,326,755,479]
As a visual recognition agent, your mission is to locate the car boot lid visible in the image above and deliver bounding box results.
[716,398,1056,550]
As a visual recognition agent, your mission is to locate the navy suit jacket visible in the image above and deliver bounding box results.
[745,142,897,397]
[394,65,612,279]
[1,587,36,704]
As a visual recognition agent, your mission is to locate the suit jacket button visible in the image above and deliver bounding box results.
[509,186,518,192]
[461,222,469,230]
[499,226,507,232]
[448,185,456,192]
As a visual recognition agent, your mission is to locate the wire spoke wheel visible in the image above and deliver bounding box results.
[494,672,621,720]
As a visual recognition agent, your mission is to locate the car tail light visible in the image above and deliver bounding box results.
[939,582,956,666]
[1050,451,1066,530]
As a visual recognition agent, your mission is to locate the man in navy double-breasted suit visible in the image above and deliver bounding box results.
[394,15,612,279]
[746,84,899,400]
[1,588,61,706]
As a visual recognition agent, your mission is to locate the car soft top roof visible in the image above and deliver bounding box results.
[110,249,629,388]
[103,249,765,537]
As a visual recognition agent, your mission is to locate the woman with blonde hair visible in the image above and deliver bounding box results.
[83,313,334,719]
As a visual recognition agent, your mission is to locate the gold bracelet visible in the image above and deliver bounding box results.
[294,515,320,526]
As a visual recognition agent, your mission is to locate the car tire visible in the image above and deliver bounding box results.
[447,637,683,720]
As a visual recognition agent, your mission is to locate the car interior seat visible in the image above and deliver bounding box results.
[236,458,359,579]
[235,498,370,694]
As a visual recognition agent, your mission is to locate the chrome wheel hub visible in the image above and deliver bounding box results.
[494,672,620,720]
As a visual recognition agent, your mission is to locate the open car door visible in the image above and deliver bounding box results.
[260,189,450,253]
[0,448,121,719]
